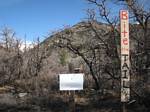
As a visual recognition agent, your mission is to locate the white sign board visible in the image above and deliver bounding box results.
[59,73,84,91]
[120,10,130,102]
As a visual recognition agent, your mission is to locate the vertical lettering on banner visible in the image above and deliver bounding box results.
[120,10,130,102]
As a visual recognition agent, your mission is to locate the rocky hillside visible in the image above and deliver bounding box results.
[43,21,112,72]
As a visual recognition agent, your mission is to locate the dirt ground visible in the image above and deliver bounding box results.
[0,91,149,112]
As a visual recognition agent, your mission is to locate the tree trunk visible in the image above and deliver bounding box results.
[89,66,100,90]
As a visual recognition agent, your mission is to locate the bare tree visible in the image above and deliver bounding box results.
[52,20,119,90]
[0,27,17,51]
[0,27,23,86]
[19,37,51,95]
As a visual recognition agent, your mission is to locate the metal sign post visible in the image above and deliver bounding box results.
[120,10,130,112]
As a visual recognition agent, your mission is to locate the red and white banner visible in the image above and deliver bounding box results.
[120,10,130,102]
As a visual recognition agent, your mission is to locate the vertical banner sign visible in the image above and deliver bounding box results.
[120,10,130,102]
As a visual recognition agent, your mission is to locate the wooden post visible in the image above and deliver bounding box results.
[68,91,76,112]
[73,91,75,112]
[122,103,127,112]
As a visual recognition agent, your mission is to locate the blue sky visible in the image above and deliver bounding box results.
[0,0,90,42]
[0,0,125,42]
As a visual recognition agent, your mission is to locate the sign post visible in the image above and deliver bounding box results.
[120,10,130,112]
[59,73,84,112]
